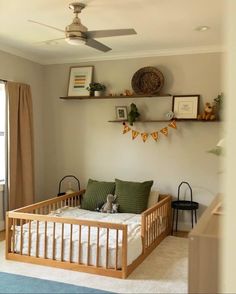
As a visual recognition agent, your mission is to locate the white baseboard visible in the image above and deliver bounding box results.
[0,220,5,231]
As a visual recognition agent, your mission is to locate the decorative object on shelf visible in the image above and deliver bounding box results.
[123,89,133,96]
[214,92,223,120]
[172,95,200,119]
[108,92,118,97]
[68,66,93,96]
[128,103,140,126]
[86,82,106,96]
[165,110,175,120]
[131,66,164,95]
[122,120,177,142]
[197,102,216,121]
[57,175,81,196]
[116,106,128,120]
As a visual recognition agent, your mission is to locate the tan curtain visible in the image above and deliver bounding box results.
[7,82,35,210]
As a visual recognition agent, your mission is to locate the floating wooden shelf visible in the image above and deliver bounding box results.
[108,119,220,123]
[60,94,172,100]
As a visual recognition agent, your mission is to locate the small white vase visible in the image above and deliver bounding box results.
[94,91,102,97]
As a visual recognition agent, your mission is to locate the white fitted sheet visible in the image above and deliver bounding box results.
[13,208,143,268]
[13,207,166,268]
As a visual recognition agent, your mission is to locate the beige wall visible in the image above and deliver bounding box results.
[42,52,223,229]
[0,50,223,230]
[0,50,45,201]
[222,0,236,291]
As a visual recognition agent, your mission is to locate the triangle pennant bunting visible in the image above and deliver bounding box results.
[132,130,140,140]
[151,131,159,142]
[120,120,177,142]
[123,124,131,134]
[141,132,148,142]
[160,127,168,136]
[168,120,177,129]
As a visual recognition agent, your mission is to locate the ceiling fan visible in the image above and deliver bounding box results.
[28,2,137,52]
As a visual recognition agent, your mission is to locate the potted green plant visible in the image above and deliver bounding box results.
[214,92,223,120]
[86,82,106,96]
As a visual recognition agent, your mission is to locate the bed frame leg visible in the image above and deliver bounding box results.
[5,212,12,258]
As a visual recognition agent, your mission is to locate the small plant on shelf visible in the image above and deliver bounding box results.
[86,82,106,96]
[214,92,223,120]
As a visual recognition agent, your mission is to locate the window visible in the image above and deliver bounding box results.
[0,82,6,182]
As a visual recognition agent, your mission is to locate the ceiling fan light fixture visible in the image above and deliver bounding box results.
[65,37,86,45]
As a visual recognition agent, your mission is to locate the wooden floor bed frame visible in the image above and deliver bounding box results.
[6,191,172,279]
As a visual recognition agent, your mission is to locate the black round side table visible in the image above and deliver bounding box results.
[171,182,199,234]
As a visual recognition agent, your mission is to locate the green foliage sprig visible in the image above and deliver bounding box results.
[214,93,223,108]
[86,82,106,92]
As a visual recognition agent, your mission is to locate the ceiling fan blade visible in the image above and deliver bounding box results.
[85,39,111,52]
[28,20,65,33]
[33,37,66,45]
[86,28,137,39]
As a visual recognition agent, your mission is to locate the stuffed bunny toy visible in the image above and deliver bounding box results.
[111,203,119,213]
[101,194,117,213]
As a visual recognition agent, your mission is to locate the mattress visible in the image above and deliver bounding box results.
[13,207,141,268]
[13,207,166,268]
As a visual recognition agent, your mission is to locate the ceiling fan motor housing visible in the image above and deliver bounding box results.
[65,17,87,39]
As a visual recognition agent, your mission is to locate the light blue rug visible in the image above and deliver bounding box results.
[0,272,114,293]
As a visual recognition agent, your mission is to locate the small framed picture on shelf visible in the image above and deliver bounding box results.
[116,106,128,120]
[67,66,94,97]
[172,95,200,119]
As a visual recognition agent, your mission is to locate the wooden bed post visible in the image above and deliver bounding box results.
[122,225,128,279]
[5,212,12,258]
[141,213,146,253]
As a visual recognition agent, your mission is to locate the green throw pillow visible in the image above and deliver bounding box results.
[115,179,153,214]
[81,179,115,211]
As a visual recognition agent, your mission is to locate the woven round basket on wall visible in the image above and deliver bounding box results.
[131,66,164,95]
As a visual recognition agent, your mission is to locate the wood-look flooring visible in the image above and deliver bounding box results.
[172,231,189,238]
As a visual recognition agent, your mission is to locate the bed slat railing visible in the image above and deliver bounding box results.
[141,195,171,252]
[6,191,171,279]
[6,191,128,278]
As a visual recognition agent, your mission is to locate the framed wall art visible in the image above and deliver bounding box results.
[172,95,200,119]
[67,66,94,96]
[116,106,128,120]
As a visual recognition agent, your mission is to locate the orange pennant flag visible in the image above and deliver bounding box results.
[123,124,131,134]
[168,120,177,129]
[151,131,159,141]
[141,132,149,142]
[132,130,140,140]
[160,127,168,136]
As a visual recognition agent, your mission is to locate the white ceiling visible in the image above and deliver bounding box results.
[0,0,225,65]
